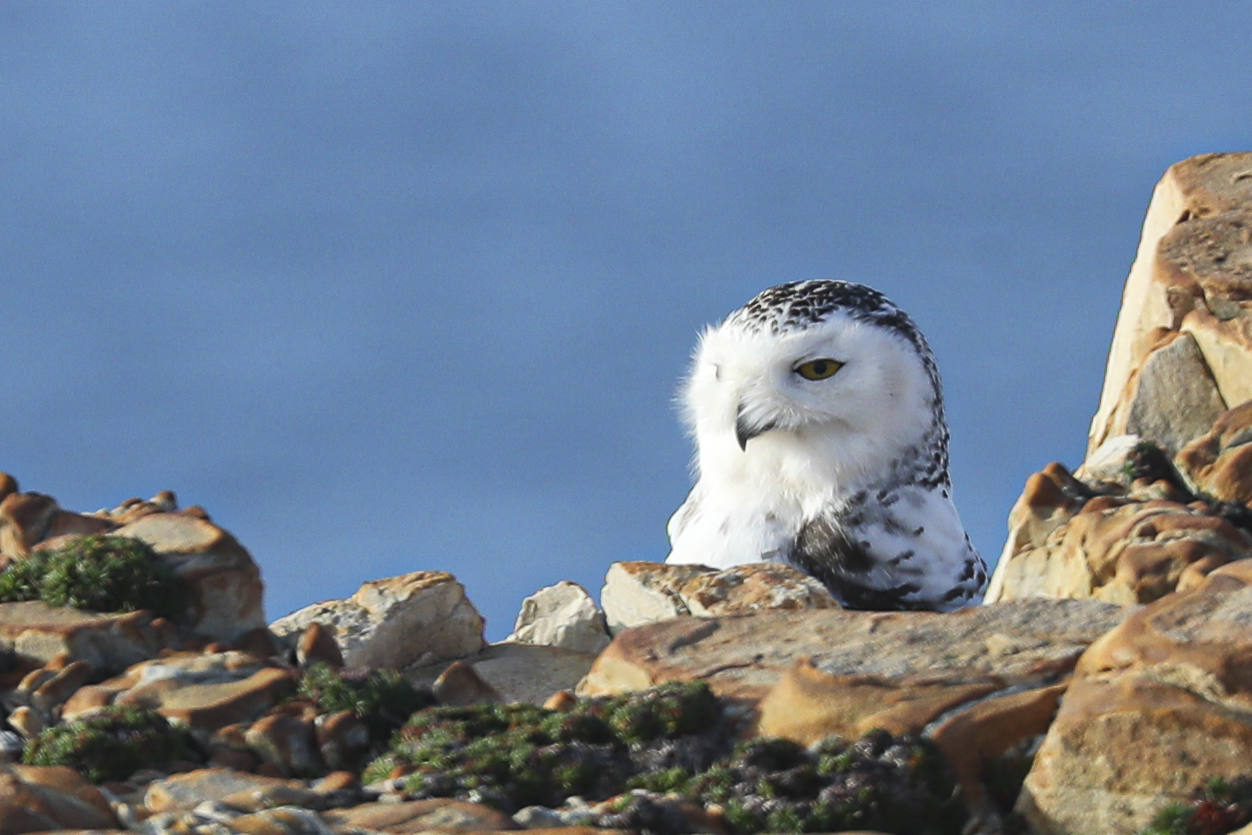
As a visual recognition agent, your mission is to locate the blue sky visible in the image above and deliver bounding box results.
[3,3,1249,638]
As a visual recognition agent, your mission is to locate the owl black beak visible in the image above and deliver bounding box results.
[735,404,777,450]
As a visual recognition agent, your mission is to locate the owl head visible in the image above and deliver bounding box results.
[681,281,946,489]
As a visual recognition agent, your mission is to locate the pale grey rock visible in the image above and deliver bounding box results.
[1121,331,1226,456]
[1075,433,1142,483]
[507,580,610,654]
[600,560,838,633]
[269,571,485,669]
[407,642,598,706]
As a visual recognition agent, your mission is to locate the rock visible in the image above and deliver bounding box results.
[986,460,1252,605]
[581,597,1125,705]
[24,659,92,716]
[0,601,178,670]
[0,474,16,504]
[600,560,837,632]
[62,650,296,730]
[408,643,600,706]
[1175,400,1252,504]
[0,492,59,557]
[1090,152,1252,456]
[1093,328,1226,457]
[294,622,343,669]
[1018,559,1252,834]
[582,598,1127,816]
[244,714,322,778]
[320,797,519,832]
[269,571,485,669]
[0,764,118,832]
[507,581,610,654]
[212,805,335,833]
[112,512,266,642]
[313,712,369,772]
[431,659,501,705]
[6,708,41,740]
[144,768,320,814]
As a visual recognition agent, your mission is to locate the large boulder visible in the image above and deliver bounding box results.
[1089,152,1252,456]
[1018,559,1252,834]
[991,152,1252,606]
[580,598,1128,818]
[112,512,266,641]
[0,480,266,643]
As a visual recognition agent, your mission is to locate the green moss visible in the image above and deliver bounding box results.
[0,535,187,618]
[686,730,965,835]
[23,705,200,782]
[297,662,434,745]
[364,683,967,833]
[366,681,725,812]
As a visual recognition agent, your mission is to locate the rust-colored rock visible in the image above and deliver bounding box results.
[1090,152,1252,455]
[0,493,59,557]
[62,650,295,730]
[1176,400,1252,505]
[112,512,266,642]
[987,459,1252,606]
[0,764,118,832]
[0,601,178,669]
[1018,559,1252,834]
[582,598,1126,821]
[320,797,519,832]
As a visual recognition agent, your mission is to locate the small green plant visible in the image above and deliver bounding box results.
[1141,776,1252,835]
[297,661,434,745]
[23,705,201,782]
[365,681,725,812]
[684,731,965,835]
[0,535,187,618]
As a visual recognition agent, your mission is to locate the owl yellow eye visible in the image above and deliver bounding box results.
[794,358,843,380]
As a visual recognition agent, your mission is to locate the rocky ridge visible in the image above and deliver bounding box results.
[2,153,1252,834]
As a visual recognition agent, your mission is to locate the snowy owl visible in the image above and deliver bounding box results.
[666,280,987,611]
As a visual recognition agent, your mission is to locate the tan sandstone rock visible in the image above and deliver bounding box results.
[0,764,118,833]
[987,437,1252,606]
[581,598,1127,818]
[599,560,837,633]
[112,512,266,642]
[144,768,323,814]
[1090,152,1252,456]
[61,650,295,730]
[321,797,519,832]
[1175,400,1252,504]
[0,601,179,670]
[1017,559,1252,834]
[269,571,485,669]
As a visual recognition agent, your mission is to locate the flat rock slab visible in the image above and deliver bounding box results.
[320,797,518,832]
[0,764,118,832]
[62,650,295,730]
[1019,559,1252,834]
[581,598,1129,815]
[144,768,320,814]
[581,598,1127,706]
[0,600,177,669]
